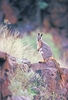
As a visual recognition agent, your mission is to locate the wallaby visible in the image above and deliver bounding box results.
[37,33,53,63]
[37,33,63,84]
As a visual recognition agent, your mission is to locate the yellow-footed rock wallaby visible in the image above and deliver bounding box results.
[37,33,62,80]
[37,33,53,63]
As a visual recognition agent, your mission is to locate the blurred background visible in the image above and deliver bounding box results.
[0,0,68,64]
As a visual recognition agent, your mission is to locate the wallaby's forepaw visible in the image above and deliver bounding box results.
[37,49,39,51]
[37,48,40,51]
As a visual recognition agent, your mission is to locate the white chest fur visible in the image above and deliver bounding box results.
[39,48,44,54]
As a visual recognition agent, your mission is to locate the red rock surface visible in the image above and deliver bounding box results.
[31,60,68,100]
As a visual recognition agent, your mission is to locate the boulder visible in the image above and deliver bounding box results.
[0,51,20,100]
[0,51,12,100]
[31,60,68,99]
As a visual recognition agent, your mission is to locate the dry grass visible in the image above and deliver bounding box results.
[0,25,42,63]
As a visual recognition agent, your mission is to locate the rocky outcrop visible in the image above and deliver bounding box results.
[0,51,19,100]
[0,51,68,100]
[31,60,68,100]
[0,51,12,100]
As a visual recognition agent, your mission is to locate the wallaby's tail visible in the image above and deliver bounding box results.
[50,57,66,88]
[49,57,62,80]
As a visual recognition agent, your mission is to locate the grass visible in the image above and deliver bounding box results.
[0,25,42,63]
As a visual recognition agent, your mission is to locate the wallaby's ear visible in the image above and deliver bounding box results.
[41,34,43,37]
[38,33,40,36]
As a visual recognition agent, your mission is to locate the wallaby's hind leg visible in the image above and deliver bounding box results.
[39,59,47,63]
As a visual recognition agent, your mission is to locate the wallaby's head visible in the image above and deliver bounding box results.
[37,33,43,41]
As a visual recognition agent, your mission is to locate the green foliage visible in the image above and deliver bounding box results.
[38,1,48,9]
[9,67,42,99]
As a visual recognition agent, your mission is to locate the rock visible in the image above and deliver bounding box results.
[1,0,17,24]
[31,60,68,99]
[0,51,14,99]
